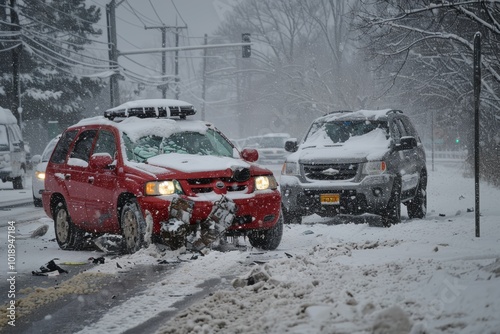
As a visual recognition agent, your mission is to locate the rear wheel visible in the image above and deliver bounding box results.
[120,199,146,254]
[53,201,85,250]
[381,177,401,227]
[407,174,427,219]
[248,213,283,250]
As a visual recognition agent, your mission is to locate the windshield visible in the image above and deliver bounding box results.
[124,129,235,163]
[305,120,389,145]
[258,137,287,148]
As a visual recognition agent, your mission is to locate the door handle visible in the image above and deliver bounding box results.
[88,176,94,184]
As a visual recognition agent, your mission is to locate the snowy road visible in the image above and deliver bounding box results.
[1,163,500,333]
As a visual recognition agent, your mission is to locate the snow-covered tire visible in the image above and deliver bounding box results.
[381,177,401,227]
[282,207,302,224]
[53,201,85,250]
[407,173,427,219]
[33,195,43,207]
[248,213,283,250]
[13,168,26,189]
[120,199,146,254]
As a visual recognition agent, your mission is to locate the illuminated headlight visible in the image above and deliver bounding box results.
[281,161,299,175]
[145,180,183,196]
[35,171,46,180]
[362,161,387,175]
[255,175,278,190]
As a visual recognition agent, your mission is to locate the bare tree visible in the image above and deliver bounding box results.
[210,0,369,138]
[355,0,500,185]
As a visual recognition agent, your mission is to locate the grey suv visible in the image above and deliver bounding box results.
[280,109,427,226]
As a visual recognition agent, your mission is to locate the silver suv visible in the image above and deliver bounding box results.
[280,109,427,226]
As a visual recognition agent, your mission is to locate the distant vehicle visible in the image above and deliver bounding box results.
[31,135,60,207]
[42,99,283,253]
[0,107,27,189]
[281,109,427,226]
[240,133,291,164]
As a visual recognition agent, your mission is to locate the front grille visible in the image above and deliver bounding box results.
[303,163,358,181]
[186,177,248,194]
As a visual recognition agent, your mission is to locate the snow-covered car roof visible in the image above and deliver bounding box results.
[316,109,398,123]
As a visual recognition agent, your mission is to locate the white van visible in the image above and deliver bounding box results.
[0,106,27,189]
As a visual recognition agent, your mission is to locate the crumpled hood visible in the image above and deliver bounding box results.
[145,153,250,174]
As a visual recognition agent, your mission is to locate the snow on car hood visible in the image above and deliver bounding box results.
[292,128,391,163]
[146,153,249,173]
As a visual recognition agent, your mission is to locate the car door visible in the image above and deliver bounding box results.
[65,129,98,225]
[84,128,119,231]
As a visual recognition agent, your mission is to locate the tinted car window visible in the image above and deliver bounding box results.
[50,130,78,164]
[70,130,97,162]
[93,130,117,158]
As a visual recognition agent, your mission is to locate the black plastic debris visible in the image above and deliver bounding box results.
[32,260,68,276]
[89,256,105,264]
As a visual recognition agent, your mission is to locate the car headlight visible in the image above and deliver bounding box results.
[281,161,300,175]
[145,180,183,196]
[35,171,46,180]
[362,161,387,175]
[255,175,278,190]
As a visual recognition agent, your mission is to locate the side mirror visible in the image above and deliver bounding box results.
[89,153,114,170]
[31,154,42,165]
[285,139,298,152]
[240,148,259,162]
[396,136,417,151]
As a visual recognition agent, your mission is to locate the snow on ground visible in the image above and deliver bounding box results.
[1,163,500,333]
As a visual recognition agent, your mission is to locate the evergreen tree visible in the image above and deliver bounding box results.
[0,0,104,127]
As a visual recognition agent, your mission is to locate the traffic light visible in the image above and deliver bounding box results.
[242,33,251,58]
[455,138,460,144]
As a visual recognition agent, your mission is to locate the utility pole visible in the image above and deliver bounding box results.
[144,23,187,100]
[106,0,120,107]
[145,25,168,98]
[9,0,21,126]
[201,34,207,120]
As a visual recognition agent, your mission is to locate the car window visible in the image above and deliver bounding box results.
[50,130,78,164]
[93,130,117,159]
[70,130,97,163]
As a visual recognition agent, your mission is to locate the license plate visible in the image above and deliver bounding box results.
[320,193,340,205]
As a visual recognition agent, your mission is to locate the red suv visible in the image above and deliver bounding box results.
[42,99,282,253]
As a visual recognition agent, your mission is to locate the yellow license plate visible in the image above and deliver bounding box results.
[320,193,340,205]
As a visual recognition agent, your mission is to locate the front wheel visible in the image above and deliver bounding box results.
[282,207,302,224]
[53,201,85,250]
[407,174,427,219]
[120,199,146,254]
[381,177,401,227]
[13,168,26,189]
[248,213,283,250]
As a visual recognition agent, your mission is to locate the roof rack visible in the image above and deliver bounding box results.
[325,110,353,116]
[104,99,196,120]
[386,109,403,115]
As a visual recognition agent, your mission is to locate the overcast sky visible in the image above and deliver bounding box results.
[90,0,235,98]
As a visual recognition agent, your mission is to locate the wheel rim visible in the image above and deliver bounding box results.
[55,208,69,242]
[123,209,139,250]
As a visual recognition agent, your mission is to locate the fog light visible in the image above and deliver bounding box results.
[373,188,383,197]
